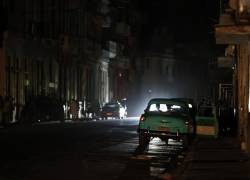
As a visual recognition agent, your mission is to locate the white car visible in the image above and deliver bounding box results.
[101,102,127,119]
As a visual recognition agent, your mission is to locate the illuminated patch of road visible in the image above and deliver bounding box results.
[105,137,186,179]
[138,138,183,177]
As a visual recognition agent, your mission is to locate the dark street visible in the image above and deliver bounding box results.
[1,0,250,179]
[0,118,187,180]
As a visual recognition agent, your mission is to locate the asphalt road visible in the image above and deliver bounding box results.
[0,118,187,180]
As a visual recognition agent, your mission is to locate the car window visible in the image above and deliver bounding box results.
[148,104,168,112]
[105,103,118,108]
[170,105,182,112]
[147,103,187,114]
[149,104,157,111]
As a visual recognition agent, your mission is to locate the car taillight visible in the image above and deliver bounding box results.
[140,115,145,122]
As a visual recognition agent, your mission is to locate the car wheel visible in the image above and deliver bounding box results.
[139,132,150,146]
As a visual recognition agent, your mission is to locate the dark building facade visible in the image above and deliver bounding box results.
[1,0,140,119]
[215,0,250,152]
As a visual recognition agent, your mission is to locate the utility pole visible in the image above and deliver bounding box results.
[237,43,249,151]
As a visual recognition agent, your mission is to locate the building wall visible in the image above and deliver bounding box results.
[2,0,106,117]
[0,48,5,97]
[215,0,250,152]
[2,0,142,119]
[140,53,175,98]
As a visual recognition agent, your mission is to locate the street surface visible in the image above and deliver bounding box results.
[0,118,187,180]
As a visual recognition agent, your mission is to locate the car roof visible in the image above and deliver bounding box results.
[147,98,188,107]
[104,102,119,106]
[169,98,194,104]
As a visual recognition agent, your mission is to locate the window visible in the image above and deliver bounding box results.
[159,104,168,112]
[148,103,187,114]
[148,103,167,112]
[149,104,157,111]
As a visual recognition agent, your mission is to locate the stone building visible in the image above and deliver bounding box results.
[1,0,140,119]
[215,0,250,152]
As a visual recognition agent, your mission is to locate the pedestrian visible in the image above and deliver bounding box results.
[198,98,205,109]
[55,99,64,122]
[63,101,69,119]
[69,99,79,120]
[92,99,101,119]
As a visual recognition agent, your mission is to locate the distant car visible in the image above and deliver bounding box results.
[137,98,195,146]
[101,101,127,120]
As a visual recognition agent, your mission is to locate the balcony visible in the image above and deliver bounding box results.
[219,0,250,25]
[215,0,250,44]
[238,0,250,24]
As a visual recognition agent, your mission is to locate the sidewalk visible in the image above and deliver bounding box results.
[176,137,250,180]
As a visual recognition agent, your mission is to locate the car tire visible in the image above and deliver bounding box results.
[139,132,150,146]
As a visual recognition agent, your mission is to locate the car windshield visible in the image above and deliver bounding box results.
[103,103,122,110]
[105,103,119,108]
[147,103,188,114]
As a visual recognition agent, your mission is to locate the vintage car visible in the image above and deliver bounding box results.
[170,98,197,134]
[101,101,127,120]
[138,98,195,146]
[169,98,197,118]
[19,95,64,124]
[196,105,218,138]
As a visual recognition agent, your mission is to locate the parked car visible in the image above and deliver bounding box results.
[84,100,101,119]
[196,105,218,138]
[20,96,64,124]
[101,101,127,120]
[170,98,196,117]
[137,98,195,146]
[170,98,197,134]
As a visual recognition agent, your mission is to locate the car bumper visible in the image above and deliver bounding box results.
[102,113,119,117]
[138,129,188,139]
